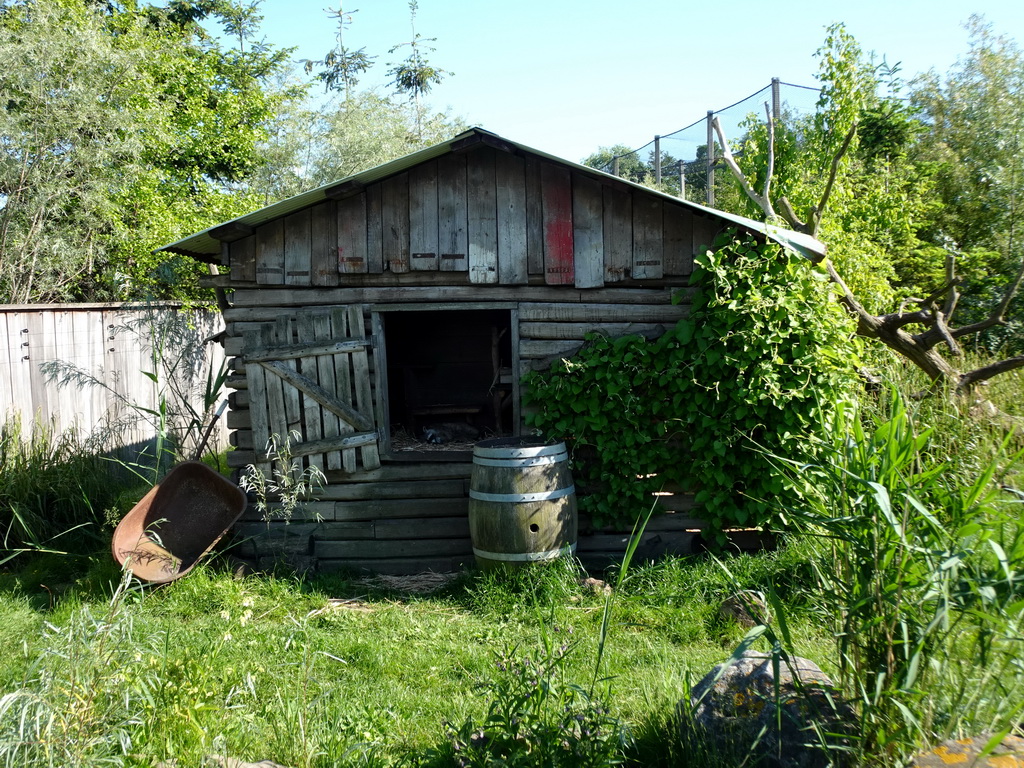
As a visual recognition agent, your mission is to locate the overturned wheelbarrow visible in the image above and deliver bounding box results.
[112,462,247,583]
[112,405,247,583]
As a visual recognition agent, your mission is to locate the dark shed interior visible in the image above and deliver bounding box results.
[383,309,513,447]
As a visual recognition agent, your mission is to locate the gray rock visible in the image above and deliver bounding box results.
[683,651,854,768]
[910,734,1024,768]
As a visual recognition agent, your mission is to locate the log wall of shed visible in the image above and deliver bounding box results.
[221,283,694,574]
[214,143,730,574]
[225,147,720,290]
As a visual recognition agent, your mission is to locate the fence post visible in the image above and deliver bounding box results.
[706,110,715,207]
[612,156,620,177]
[771,77,781,121]
[654,135,661,185]
[678,160,685,201]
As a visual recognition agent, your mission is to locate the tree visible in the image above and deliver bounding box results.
[250,89,465,205]
[911,17,1024,352]
[581,145,648,182]
[387,0,450,139]
[715,23,1024,394]
[302,4,375,99]
[0,0,288,303]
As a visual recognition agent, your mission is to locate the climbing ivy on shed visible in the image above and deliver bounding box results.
[524,230,859,534]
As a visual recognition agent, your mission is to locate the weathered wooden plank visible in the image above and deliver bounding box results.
[260,361,373,432]
[229,286,684,308]
[331,497,469,522]
[26,310,48,423]
[576,530,698,556]
[256,218,285,285]
[409,160,439,271]
[309,520,375,539]
[519,339,584,359]
[519,321,674,340]
[238,501,336,524]
[467,149,498,284]
[517,302,688,323]
[70,310,101,433]
[663,202,693,276]
[524,155,544,276]
[692,212,721,254]
[324,462,471,484]
[310,313,342,470]
[365,184,385,274]
[572,173,604,289]
[381,173,410,273]
[309,201,338,286]
[314,537,472,559]
[244,326,273,471]
[231,234,257,283]
[313,516,470,541]
[280,431,377,460]
[437,152,468,272]
[541,163,574,284]
[274,317,303,434]
[285,206,315,285]
[296,313,324,472]
[337,193,368,275]
[245,338,368,362]
[632,194,664,279]
[51,310,81,431]
[348,305,380,470]
[4,312,31,431]
[370,516,470,540]
[603,184,632,282]
[495,151,528,285]
[315,478,468,501]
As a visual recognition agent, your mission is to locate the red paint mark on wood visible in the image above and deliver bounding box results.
[541,164,574,285]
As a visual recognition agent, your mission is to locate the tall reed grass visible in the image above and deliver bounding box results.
[0,420,130,563]
[780,384,1024,765]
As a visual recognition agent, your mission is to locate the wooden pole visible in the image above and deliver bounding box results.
[612,156,620,177]
[706,111,715,207]
[678,160,686,200]
[654,135,661,185]
[771,77,781,122]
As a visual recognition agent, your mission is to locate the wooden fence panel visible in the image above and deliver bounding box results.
[0,304,227,452]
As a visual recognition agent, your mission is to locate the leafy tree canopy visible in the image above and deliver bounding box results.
[0,0,287,303]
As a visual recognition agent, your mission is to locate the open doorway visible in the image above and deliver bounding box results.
[379,308,515,455]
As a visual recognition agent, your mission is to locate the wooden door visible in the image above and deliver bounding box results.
[243,305,380,473]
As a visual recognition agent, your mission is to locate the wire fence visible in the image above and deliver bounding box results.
[591,79,823,206]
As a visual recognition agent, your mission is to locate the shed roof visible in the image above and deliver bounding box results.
[159,127,825,263]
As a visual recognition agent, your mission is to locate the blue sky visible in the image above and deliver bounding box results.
[251,0,1024,164]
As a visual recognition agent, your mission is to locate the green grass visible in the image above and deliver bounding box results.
[3,359,1024,766]
[0,548,835,767]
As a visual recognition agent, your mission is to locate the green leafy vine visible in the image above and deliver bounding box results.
[524,230,859,535]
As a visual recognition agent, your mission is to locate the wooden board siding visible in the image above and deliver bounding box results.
[229,146,726,289]
[210,141,768,576]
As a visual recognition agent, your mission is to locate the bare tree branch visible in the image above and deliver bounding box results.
[712,115,776,220]
[776,196,809,234]
[959,356,1024,389]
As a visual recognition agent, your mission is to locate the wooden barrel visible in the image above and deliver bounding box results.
[468,436,577,569]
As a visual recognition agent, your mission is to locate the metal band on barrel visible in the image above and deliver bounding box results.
[473,443,566,460]
[469,485,575,503]
[472,543,577,562]
[473,452,568,468]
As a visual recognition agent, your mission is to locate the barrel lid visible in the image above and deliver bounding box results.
[473,436,567,459]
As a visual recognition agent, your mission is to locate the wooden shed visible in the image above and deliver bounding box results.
[161,128,823,574]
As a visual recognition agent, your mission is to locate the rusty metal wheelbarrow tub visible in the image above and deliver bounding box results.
[112,461,248,583]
